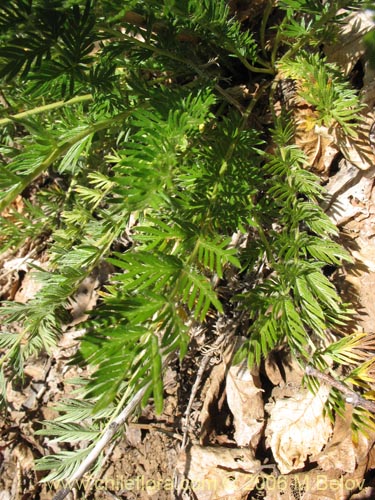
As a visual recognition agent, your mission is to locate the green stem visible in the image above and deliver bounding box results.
[271,16,287,68]
[0,94,93,127]
[115,29,275,100]
[238,55,275,75]
[0,110,132,213]
[260,0,274,58]
[256,223,277,268]
[279,0,353,64]
[208,81,270,203]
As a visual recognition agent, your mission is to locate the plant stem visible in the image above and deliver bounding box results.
[305,365,375,413]
[208,81,269,203]
[279,0,354,64]
[51,382,151,500]
[0,94,93,127]
[0,110,133,213]
[237,55,275,75]
[260,0,274,58]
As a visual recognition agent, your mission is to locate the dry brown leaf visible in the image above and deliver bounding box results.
[0,195,24,219]
[12,443,34,470]
[350,486,375,499]
[176,445,260,500]
[199,342,235,444]
[336,171,375,332]
[335,122,375,171]
[323,159,361,207]
[276,87,340,176]
[264,353,283,386]
[14,271,44,303]
[199,372,226,445]
[291,101,375,176]
[313,402,375,500]
[264,348,304,391]
[325,10,375,75]
[226,361,264,448]
[229,0,269,22]
[279,9,375,175]
[294,108,339,175]
[67,261,113,325]
[323,158,373,227]
[317,406,372,474]
[266,385,332,474]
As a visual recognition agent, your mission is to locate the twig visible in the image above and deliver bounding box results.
[180,329,238,449]
[52,383,151,500]
[84,441,116,497]
[52,350,176,500]
[305,365,375,413]
[180,354,211,450]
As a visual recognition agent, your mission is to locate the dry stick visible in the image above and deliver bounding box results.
[176,342,218,499]
[85,441,116,497]
[180,354,211,450]
[52,383,150,500]
[180,331,237,449]
[305,365,375,413]
[52,350,176,499]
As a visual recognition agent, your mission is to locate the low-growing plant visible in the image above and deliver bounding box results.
[0,0,373,488]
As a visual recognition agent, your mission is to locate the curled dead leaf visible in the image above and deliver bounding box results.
[226,361,264,448]
[176,445,260,500]
[266,385,332,474]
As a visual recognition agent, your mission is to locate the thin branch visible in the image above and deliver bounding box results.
[305,365,375,413]
[119,12,275,74]
[181,354,210,450]
[51,351,176,500]
[52,383,151,500]
[0,94,93,127]
[0,109,133,214]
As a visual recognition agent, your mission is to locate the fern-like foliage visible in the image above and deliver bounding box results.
[0,0,369,486]
[279,52,364,135]
[233,114,353,367]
